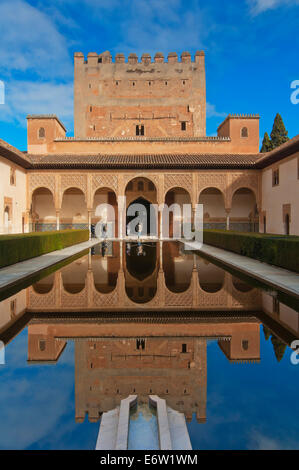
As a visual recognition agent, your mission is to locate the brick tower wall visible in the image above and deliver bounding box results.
[74,51,206,139]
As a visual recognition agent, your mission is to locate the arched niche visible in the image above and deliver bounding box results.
[61,255,88,294]
[61,187,88,229]
[163,241,193,293]
[33,273,55,294]
[199,187,226,230]
[197,258,225,293]
[92,241,120,293]
[31,187,56,231]
[231,187,258,232]
[92,187,118,238]
[163,187,191,239]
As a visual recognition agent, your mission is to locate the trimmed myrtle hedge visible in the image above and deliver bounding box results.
[203,230,299,273]
[0,229,89,269]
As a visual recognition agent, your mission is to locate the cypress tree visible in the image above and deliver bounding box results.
[270,113,289,149]
[260,132,272,152]
[263,325,271,341]
[271,335,287,362]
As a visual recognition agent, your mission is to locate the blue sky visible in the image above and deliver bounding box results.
[0,0,298,150]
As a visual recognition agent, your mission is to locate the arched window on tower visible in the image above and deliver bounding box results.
[241,127,248,138]
[38,127,45,139]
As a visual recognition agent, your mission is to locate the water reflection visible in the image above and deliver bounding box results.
[0,241,298,449]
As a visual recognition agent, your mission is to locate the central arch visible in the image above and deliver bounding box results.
[125,177,158,237]
[126,197,156,236]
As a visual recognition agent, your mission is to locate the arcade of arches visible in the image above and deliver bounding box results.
[28,172,260,235]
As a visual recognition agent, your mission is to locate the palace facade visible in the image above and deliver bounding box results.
[0,50,298,236]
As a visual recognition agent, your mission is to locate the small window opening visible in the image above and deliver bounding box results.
[242,340,249,351]
[181,121,186,131]
[38,127,45,139]
[136,339,146,350]
[241,127,248,138]
[10,168,16,185]
[39,340,46,352]
[273,169,279,186]
[136,125,144,136]
[182,344,187,353]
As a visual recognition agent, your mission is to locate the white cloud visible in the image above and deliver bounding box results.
[61,0,207,56]
[0,0,72,79]
[0,80,73,129]
[247,429,299,450]
[248,0,299,15]
[116,0,207,55]
[206,103,227,118]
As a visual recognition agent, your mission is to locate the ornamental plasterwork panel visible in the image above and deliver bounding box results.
[61,174,88,197]
[197,173,227,195]
[164,174,193,195]
[28,287,56,309]
[123,173,160,191]
[61,288,88,308]
[164,286,193,307]
[197,287,228,307]
[231,286,261,308]
[92,174,118,195]
[29,173,55,197]
[230,173,259,198]
[93,289,119,307]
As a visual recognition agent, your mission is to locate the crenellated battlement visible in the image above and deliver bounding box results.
[74,50,205,66]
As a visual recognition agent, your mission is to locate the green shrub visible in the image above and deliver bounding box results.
[0,230,89,269]
[203,230,299,273]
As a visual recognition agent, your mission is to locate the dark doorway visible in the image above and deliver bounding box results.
[285,213,290,235]
[126,197,156,236]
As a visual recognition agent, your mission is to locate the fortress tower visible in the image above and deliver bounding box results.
[74,50,206,139]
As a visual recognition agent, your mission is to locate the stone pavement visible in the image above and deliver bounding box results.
[0,239,100,294]
[184,241,299,299]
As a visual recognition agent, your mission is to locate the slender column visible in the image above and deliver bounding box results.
[56,210,60,231]
[119,240,123,271]
[159,206,164,239]
[225,208,231,231]
[118,196,126,239]
[88,209,93,238]
[25,209,31,233]
[192,205,196,232]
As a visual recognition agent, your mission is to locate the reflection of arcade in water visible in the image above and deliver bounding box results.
[27,241,261,311]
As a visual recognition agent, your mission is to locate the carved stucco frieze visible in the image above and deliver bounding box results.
[29,173,56,197]
[164,174,193,196]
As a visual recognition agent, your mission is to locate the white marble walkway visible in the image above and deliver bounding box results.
[185,241,299,299]
[0,239,99,293]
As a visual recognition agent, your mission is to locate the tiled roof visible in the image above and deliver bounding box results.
[256,134,299,168]
[0,139,31,168]
[29,153,260,169]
